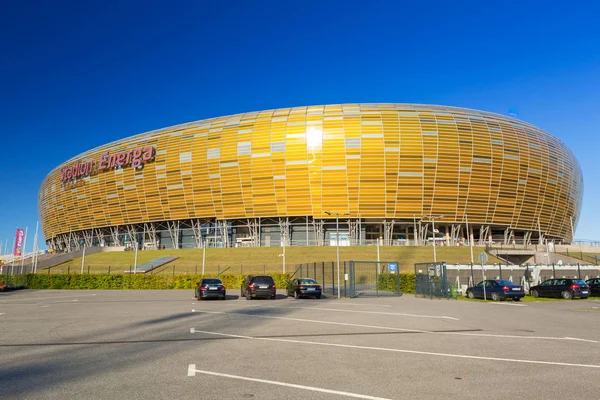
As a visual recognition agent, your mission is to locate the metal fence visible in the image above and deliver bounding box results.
[349,261,401,298]
[445,264,600,293]
[292,261,345,297]
[414,262,449,298]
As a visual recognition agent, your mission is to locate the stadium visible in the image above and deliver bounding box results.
[38,103,583,252]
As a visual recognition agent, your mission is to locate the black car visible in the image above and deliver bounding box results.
[287,278,322,299]
[585,278,600,296]
[530,278,590,299]
[241,275,277,300]
[465,280,525,301]
[195,278,226,300]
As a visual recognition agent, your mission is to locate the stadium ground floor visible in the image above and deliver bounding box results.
[47,216,563,252]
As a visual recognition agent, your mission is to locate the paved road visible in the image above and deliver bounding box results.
[1,290,599,399]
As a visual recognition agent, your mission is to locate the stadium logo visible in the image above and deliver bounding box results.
[61,145,155,183]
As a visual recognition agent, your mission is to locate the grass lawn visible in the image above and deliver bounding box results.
[44,245,500,275]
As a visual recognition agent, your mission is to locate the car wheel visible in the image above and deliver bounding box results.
[491,292,500,301]
[270,294,276,299]
[316,295,321,299]
[581,296,589,300]
[246,292,252,300]
[561,290,573,300]
[221,295,226,300]
[294,290,300,299]
[531,290,538,298]
[513,297,521,302]
[467,291,475,299]
[195,289,199,299]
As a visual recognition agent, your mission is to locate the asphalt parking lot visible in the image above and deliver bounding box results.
[1,290,599,400]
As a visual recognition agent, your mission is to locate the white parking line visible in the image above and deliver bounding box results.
[287,306,459,320]
[190,309,598,343]
[0,294,92,303]
[187,364,392,399]
[191,330,600,369]
[486,302,527,307]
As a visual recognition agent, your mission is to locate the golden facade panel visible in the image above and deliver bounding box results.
[39,104,583,244]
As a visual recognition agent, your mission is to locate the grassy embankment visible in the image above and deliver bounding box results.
[44,246,500,275]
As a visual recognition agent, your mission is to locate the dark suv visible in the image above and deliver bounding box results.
[530,278,590,299]
[241,275,277,300]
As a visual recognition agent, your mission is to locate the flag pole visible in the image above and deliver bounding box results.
[20,227,28,275]
[33,222,39,274]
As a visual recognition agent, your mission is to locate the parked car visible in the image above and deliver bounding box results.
[241,275,277,300]
[585,278,600,296]
[530,279,590,299]
[195,278,226,300]
[287,278,322,299]
[465,280,525,301]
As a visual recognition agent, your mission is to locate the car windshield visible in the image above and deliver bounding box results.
[253,276,275,284]
[202,279,222,285]
[495,280,514,286]
[298,279,317,285]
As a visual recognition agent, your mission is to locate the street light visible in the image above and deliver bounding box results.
[325,210,350,299]
[422,214,445,264]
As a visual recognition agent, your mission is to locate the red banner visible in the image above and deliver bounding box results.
[13,228,24,256]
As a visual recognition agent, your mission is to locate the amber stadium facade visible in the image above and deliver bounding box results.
[39,104,583,251]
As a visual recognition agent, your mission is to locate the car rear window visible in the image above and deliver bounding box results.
[573,280,588,285]
[298,279,317,285]
[495,280,514,286]
[202,279,222,285]
[252,276,275,285]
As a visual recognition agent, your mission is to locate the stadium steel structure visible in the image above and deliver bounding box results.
[39,104,583,252]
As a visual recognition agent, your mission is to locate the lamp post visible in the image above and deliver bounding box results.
[422,214,445,264]
[325,211,350,299]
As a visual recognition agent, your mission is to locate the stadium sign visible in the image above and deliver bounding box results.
[61,145,155,183]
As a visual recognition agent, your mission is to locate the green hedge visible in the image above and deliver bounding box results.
[377,273,416,294]
[6,272,417,293]
[19,273,292,290]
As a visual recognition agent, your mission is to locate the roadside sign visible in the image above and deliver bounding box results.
[478,252,488,265]
[388,262,398,273]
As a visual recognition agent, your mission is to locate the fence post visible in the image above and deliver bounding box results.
[173,265,175,277]
[264,265,266,274]
[332,261,335,295]
[499,263,503,280]
[108,265,111,275]
[88,266,90,274]
[195,265,197,274]
[552,263,555,278]
[343,261,347,298]
[314,262,317,281]
[322,261,325,288]
[129,266,132,274]
[67,266,70,275]
[470,263,474,287]
[577,263,581,279]
[240,265,243,274]
[566,247,569,256]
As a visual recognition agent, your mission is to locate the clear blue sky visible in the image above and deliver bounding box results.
[1,0,599,252]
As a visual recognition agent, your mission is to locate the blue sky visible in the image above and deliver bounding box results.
[1,0,599,252]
